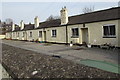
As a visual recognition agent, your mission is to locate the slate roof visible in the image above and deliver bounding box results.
[13,27,20,32]
[37,19,61,29]
[68,7,120,25]
[10,7,120,32]
[20,24,34,31]
[38,7,120,28]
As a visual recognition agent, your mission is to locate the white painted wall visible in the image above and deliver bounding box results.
[45,27,66,43]
[5,20,120,47]
[87,20,119,46]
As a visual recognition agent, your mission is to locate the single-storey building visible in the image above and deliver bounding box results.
[5,7,120,47]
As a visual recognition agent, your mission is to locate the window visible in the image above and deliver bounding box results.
[103,25,116,38]
[17,32,19,37]
[52,30,57,37]
[39,31,42,37]
[13,33,15,37]
[71,28,79,38]
[22,32,25,37]
[30,32,32,37]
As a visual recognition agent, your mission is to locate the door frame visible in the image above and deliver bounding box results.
[81,28,89,44]
[43,31,46,42]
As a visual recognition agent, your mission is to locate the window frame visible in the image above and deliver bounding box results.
[38,31,42,37]
[103,24,116,38]
[51,29,57,37]
[29,32,32,37]
[22,32,25,37]
[71,28,79,38]
[13,33,15,37]
[17,32,19,37]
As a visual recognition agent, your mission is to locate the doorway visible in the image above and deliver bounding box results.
[24,31,27,40]
[81,28,88,44]
[43,31,46,42]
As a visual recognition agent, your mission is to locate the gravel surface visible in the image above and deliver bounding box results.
[2,43,119,79]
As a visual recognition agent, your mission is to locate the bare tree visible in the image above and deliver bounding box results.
[82,6,94,14]
[46,15,60,21]
[5,18,13,24]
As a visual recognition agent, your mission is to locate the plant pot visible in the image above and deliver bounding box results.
[87,44,91,48]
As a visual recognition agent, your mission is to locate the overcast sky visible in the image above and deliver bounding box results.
[1,1,119,24]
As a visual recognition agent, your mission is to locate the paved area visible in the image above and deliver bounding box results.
[2,40,119,65]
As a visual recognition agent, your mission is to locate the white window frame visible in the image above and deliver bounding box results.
[16,32,19,37]
[29,32,32,37]
[18,32,19,37]
[103,24,116,38]
[51,29,57,37]
[38,31,42,37]
[22,32,24,37]
[13,33,15,37]
[71,28,79,38]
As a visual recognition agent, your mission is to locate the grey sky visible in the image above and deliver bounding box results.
[1,2,118,24]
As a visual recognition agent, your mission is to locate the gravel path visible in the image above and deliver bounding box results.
[2,44,119,79]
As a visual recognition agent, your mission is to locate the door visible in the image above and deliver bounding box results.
[24,31,27,40]
[10,33,12,39]
[81,28,88,44]
[44,31,46,42]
